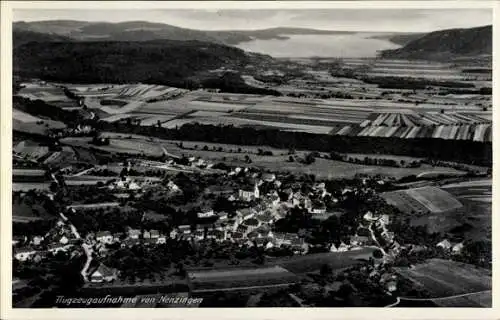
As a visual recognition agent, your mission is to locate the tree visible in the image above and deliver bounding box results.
[305,152,316,165]
[320,263,333,277]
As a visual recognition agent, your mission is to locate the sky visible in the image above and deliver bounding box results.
[13,9,492,33]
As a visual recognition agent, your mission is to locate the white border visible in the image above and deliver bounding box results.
[1,1,498,320]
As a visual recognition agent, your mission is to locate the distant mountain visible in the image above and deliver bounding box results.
[370,32,425,46]
[13,20,356,45]
[379,25,492,60]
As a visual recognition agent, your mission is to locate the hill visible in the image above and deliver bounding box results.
[13,39,277,91]
[13,20,355,45]
[379,25,492,60]
[13,30,73,47]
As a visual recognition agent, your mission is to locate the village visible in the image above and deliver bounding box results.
[12,144,481,310]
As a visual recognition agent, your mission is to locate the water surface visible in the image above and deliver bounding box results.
[235,33,401,58]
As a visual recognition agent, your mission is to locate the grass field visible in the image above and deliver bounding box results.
[441,180,491,241]
[189,266,298,291]
[274,248,375,274]
[382,186,463,214]
[73,132,467,179]
[396,259,491,299]
[12,202,53,222]
[405,187,463,213]
[18,79,491,141]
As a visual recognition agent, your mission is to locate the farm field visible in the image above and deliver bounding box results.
[60,136,165,157]
[396,259,491,299]
[273,248,375,274]
[17,79,491,141]
[17,83,76,106]
[188,266,299,291]
[441,179,491,241]
[430,290,491,307]
[341,58,490,82]
[382,186,463,214]
[86,133,468,179]
[12,182,50,192]
[12,202,54,222]
[13,140,50,160]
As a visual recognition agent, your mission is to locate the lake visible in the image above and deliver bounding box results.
[235,33,401,58]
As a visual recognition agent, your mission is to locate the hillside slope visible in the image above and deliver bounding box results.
[13,30,73,47]
[13,39,276,89]
[379,25,492,60]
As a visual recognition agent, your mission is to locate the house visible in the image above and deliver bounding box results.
[291,238,307,252]
[89,263,118,283]
[127,228,141,239]
[231,232,244,240]
[386,281,397,293]
[452,242,464,254]
[178,225,191,235]
[262,173,276,182]
[197,208,215,219]
[238,208,256,221]
[157,235,167,244]
[350,235,370,247]
[265,240,276,250]
[244,218,259,227]
[121,238,140,248]
[14,248,37,261]
[236,225,248,235]
[96,231,113,244]
[113,232,123,242]
[436,239,452,250]
[150,230,160,239]
[166,181,180,192]
[12,236,27,246]
[143,230,151,239]
[31,236,44,246]
[256,211,274,224]
[239,184,260,201]
[363,211,378,222]
[379,214,391,225]
[48,244,72,254]
[309,202,326,214]
[59,235,69,245]
[169,229,179,239]
[33,251,48,263]
[330,242,349,252]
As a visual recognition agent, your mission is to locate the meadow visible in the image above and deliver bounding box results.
[396,259,491,298]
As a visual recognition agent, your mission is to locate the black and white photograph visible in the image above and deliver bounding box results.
[2,0,496,314]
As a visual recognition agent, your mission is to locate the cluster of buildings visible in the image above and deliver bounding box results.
[13,219,80,262]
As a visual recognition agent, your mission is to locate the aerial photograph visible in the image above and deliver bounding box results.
[10,6,492,308]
